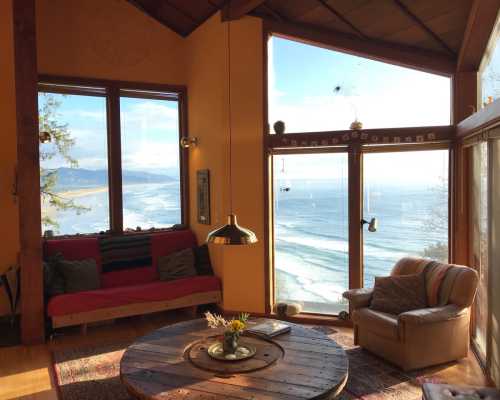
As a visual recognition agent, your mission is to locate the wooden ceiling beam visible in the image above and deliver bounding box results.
[265,19,456,76]
[457,0,500,72]
[126,0,187,36]
[393,0,455,57]
[164,0,199,25]
[316,0,366,39]
[261,3,286,22]
[221,0,267,21]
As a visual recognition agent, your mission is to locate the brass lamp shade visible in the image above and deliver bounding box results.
[206,214,258,245]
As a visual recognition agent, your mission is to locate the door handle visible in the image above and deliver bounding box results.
[361,217,377,232]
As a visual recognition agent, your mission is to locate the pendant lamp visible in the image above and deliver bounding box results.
[206,19,258,246]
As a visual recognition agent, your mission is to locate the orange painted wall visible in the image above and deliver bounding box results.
[185,14,229,280]
[186,14,265,313]
[36,0,187,83]
[0,0,20,316]
[1,2,266,316]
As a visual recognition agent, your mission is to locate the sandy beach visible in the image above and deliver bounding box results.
[57,186,108,198]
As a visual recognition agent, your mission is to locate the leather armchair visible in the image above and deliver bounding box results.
[343,257,479,371]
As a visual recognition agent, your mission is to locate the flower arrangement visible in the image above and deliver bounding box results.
[205,311,249,354]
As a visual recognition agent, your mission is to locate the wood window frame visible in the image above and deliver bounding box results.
[457,103,500,377]
[262,27,455,318]
[38,75,189,236]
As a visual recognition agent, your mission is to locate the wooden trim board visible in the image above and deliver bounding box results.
[264,19,456,76]
[13,0,45,344]
[52,290,222,328]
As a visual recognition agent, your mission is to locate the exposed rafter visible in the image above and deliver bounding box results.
[127,0,224,37]
[316,0,366,39]
[393,0,455,57]
[264,18,456,76]
[221,0,267,21]
[261,3,286,22]
[164,0,199,25]
[127,0,186,36]
[457,0,500,72]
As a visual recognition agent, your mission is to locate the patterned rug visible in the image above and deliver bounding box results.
[52,327,447,400]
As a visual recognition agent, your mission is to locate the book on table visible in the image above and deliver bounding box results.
[246,321,291,338]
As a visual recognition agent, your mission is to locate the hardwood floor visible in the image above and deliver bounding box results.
[0,310,490,400]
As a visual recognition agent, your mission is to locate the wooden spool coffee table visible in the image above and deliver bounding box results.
[120,318,349,400]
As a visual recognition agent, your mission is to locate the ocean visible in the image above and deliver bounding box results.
[44,179,448,315]
[274,178,448,314]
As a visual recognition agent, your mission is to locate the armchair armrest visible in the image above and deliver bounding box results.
[342,288,373,310]
[398,305,468,325]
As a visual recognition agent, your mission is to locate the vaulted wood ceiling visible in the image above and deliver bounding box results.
[126,0,226,37]
[126,0,500,73]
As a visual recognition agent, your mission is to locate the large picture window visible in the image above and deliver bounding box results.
[267,35,452,316]
[39,91,110,234]
[480,14,500,107]
[38,79,187,236]
[268,36,451,133]
[120,95,182,230]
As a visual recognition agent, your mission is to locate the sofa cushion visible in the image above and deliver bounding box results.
[47,275,221,317]
[101,266,157,289]
[151,230,197,271]
[58,258,100,293]
[44,237,101,270]
[193,244,214,276]
[158,248,197,281]
[370,273,427,315]
[43,253,66,297]
[353,308,399,340]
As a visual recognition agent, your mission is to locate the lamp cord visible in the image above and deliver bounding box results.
[227,19,233,214]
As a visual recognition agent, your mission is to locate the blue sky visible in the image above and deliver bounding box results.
[481,26,500,105]
[268,36,451,132]
[269,37,450,183]
[39,93,180,176]
[40,36,455,183]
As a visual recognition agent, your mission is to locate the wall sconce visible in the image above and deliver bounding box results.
[180,137,198,149]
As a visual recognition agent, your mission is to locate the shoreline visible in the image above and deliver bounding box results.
[57,186,107,198]
[56,182,178,199]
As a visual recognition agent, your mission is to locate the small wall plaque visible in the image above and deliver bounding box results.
[197,169,210,225]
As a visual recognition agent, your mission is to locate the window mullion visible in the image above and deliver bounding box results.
[107,86,124,234]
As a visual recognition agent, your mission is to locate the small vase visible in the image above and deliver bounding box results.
[223,331,238,354]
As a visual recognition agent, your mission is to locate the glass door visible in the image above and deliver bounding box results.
[362,149,449,286]
[471,142,489,362]
[273,152,349,314]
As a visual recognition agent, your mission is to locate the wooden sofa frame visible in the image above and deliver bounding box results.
[52,290,222,330]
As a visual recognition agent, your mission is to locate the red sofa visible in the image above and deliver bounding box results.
[44,230,222,329]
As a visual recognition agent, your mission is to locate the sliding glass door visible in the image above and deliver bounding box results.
[271,148,450,315]
[362,149,449,286]
[273,152,349,314]
[471,142,489,362]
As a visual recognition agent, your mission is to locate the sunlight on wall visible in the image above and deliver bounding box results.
[36,0,187,83]
[186,13,265,313]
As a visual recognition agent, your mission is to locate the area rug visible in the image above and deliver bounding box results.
[52,328,447,400]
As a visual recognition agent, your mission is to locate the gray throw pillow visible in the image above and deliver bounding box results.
[370,273,427,315]
[43,253,66,297]
[58,258,100,294]
[158,248,197,281]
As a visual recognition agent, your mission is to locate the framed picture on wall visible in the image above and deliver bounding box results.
[197,169,210,225]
